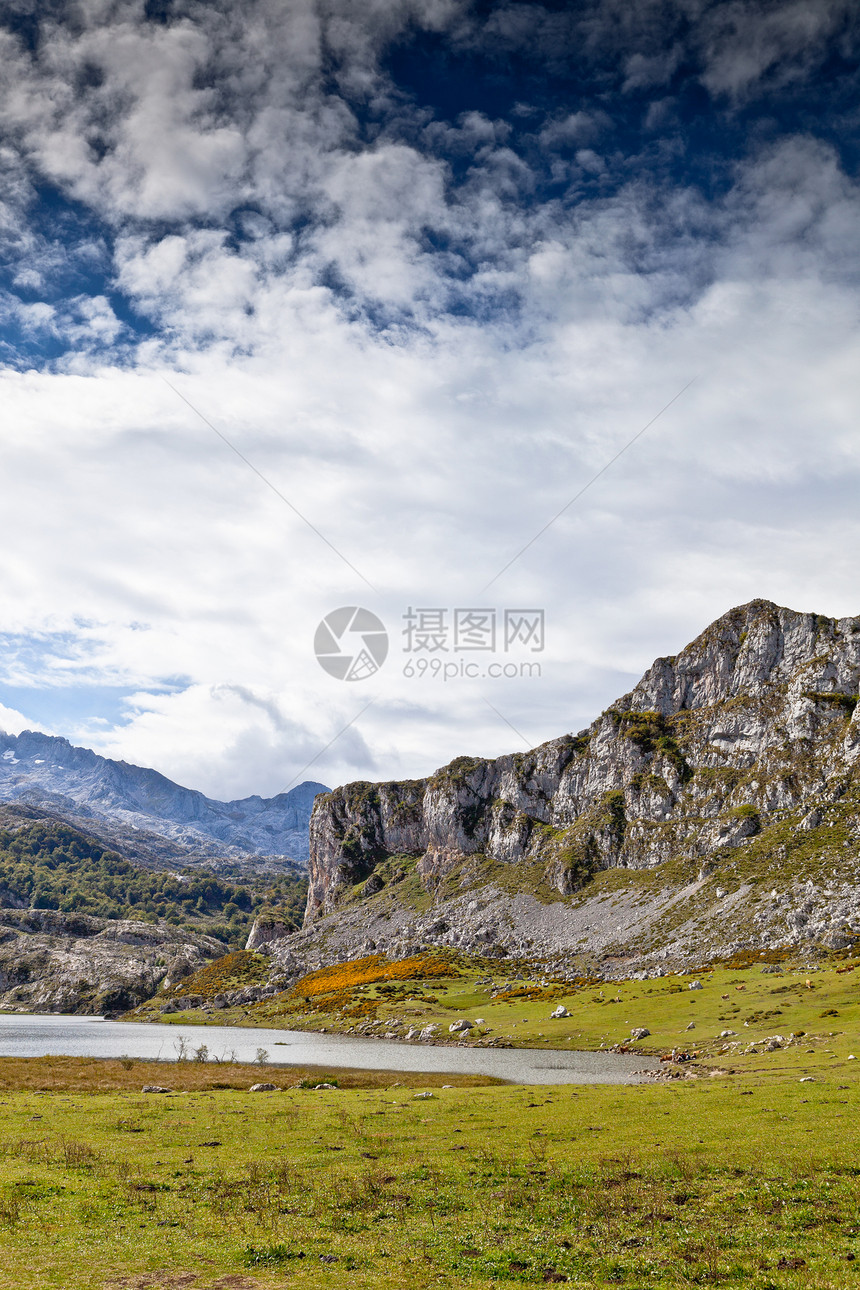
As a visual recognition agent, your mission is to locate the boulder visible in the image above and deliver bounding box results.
[685,1022,696,1031]
[249,1083,277,1092]
[419,1024,440,1041]
[688,981,703,990]
[142,1085,171,1093]
[550,1005,570,1019]
[630,1027,650,1040]
[413,1091,434,1100]
[449,1019,474,1034]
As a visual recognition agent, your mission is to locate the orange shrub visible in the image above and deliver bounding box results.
[290,953,455,999]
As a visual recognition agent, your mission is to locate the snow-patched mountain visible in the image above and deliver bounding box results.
[0,731,326,867]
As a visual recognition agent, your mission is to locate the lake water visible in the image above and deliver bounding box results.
[0,1014,659,1085]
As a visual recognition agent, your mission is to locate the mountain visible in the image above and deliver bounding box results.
[0,731,327,869]
[265,600,860,975]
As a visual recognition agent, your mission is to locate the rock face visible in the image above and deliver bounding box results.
[0,731,327,867]
[291,601,860,969]
[0,908,226,1015]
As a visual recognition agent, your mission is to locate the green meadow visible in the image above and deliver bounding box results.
[0,1059,859,1289]
[0,948,858,1288]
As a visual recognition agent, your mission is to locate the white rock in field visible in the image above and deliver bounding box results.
[630,1027,650,1040]
[449,1019,474,1034]
[551,1005,570,1019]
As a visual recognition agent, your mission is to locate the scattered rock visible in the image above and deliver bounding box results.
[720,1029,736,1038]
[688,981,703,991]
[413,1091,434,1100]
[313,1083,337,1090]
[449,1019,474,1034]
[142,1085,172,1094]
[630,1027,650,1040]
[550,1005,570,1019]
[249,1083,277,1092]
[685,1022,696,1031]
[419,1024,440,1041]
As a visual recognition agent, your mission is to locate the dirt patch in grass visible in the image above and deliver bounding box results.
[0,1055,497,1093]
[104,1277,264,1290]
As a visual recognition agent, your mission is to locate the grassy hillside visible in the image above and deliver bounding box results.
[133,943,860,1089]
[0,820,308,946]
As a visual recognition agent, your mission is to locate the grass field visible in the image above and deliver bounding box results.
[1,946,859,1288]
[0,1056,859,1289]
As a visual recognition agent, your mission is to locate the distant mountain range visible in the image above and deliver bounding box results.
[0,730,326,870]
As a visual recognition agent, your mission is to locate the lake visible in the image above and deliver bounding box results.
[0,1013,659,1085]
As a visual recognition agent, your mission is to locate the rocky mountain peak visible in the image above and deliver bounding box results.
[295,601,860,970]
[0,730,328,868]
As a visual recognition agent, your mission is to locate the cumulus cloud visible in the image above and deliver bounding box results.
[0,0,856,797]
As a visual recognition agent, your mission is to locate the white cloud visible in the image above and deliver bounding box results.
[0,1,856,799]
[0,703,49,737]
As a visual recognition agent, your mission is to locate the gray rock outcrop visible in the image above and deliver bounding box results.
[0,908,226,1015]
[307,601,860,920]
[268,601,860,972]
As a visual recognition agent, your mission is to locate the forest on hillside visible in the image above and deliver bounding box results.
[0,821,308,946]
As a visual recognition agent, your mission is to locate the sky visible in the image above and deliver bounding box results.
[0,0,858,802]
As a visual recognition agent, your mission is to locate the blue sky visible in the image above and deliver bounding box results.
[0,0,858,798]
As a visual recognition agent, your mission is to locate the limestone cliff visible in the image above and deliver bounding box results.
[293,601,860,969]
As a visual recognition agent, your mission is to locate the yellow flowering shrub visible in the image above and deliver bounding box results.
[289,952,455,999]
[166,951,270,998]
